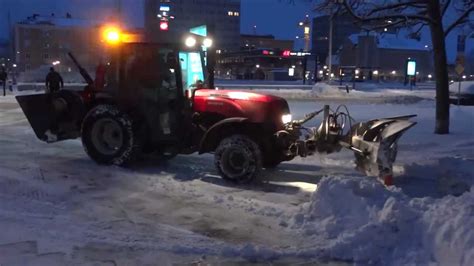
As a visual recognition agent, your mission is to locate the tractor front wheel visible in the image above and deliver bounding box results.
[214,135,262,183]
[81,105,142,166]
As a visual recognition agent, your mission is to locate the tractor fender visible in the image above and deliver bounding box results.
[199,117,250,154]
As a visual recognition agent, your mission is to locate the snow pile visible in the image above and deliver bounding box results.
[449,81,474,94]
[311,83,347,97]
[291,176,474,265]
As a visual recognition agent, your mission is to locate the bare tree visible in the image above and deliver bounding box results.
[311,0,474,134]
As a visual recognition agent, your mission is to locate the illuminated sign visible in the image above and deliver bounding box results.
[288,68,295,76]
[179,52,205,89]
[282,50,291,57]
[406,60,416,76]
[190,25,207,37]
[160,5,170,12]
[290,52,311,56]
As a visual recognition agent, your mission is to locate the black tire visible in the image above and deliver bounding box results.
[81,104,142,166]
[214,135,262,183]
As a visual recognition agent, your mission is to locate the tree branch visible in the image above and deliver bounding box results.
[366,1,426,17]
[444,6,474,36]
[441,0,452,17]
[360,19,406,32]
[342,0,436,25]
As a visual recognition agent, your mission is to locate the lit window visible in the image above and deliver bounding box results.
[227,11,233,16]
[234,12,239,16]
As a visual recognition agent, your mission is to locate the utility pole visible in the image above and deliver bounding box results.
[298,15,312,84]
[303,15,311,52]
[328,12,334,81]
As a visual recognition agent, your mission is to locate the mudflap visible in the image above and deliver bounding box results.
[16,90,86,143]
[348,115,417,184]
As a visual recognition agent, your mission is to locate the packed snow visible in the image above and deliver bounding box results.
[0,84,473,265]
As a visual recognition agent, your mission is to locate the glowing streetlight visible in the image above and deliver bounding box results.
[203,38,213,48]
[185,36,197,47]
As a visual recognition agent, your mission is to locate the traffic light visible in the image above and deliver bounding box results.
[160,21,169,31]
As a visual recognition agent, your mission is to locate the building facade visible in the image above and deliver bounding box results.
[216,34,307,81]
[14,15,105,75]
[240,34,293,51]
[311,13,361,65]
[338,33,433,81]
[145,0,241,51]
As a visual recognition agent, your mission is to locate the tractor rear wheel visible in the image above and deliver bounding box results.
[81,104,142,166]
[214,135,262,183]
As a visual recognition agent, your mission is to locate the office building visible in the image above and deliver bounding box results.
[145,0,241,51]
[338,33,433,80]
[13,14,105,75]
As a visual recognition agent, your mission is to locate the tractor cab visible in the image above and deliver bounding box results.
[16,25,211,143]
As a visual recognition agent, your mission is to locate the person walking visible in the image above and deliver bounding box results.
[0,67,7,96]
[45,67,64,93]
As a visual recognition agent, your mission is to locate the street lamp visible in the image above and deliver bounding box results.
[297,15,311,52]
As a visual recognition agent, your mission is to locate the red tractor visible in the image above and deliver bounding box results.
[16,32,416,184]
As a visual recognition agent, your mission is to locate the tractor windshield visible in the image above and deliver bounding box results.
[178,51,205,91]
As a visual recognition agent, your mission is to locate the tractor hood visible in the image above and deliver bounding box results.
[193,89,290,128]
[194,89,285,103]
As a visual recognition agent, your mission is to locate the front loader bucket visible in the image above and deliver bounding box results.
[16,90,85,143]
[347,115,417,179]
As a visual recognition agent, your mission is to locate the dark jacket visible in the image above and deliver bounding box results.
[45,71,64,92]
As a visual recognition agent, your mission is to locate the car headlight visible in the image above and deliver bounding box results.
[282,114,292,124]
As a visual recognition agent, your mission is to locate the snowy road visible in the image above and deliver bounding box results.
[0,93,473,265]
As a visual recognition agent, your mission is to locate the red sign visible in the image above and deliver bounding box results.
[262,50,269,55]
[282,50,291,57]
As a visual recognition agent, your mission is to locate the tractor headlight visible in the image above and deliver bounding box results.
[282,114,292,124]
[185,36,197,47]
[203,38,213,48]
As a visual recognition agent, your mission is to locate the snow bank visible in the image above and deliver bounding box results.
[450,81,474,94]
[312,83,348,97]
[291,176,474,265]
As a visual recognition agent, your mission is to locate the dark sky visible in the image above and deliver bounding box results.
[0,0,309,39]
[0,0,472,61]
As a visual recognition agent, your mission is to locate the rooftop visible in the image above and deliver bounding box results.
[18,14,103,28]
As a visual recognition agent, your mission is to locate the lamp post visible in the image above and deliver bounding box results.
[297,15,311,52]
[297,15,312,84]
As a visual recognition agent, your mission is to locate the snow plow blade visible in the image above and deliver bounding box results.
[346,115,417,178]
[16,90,85,143]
